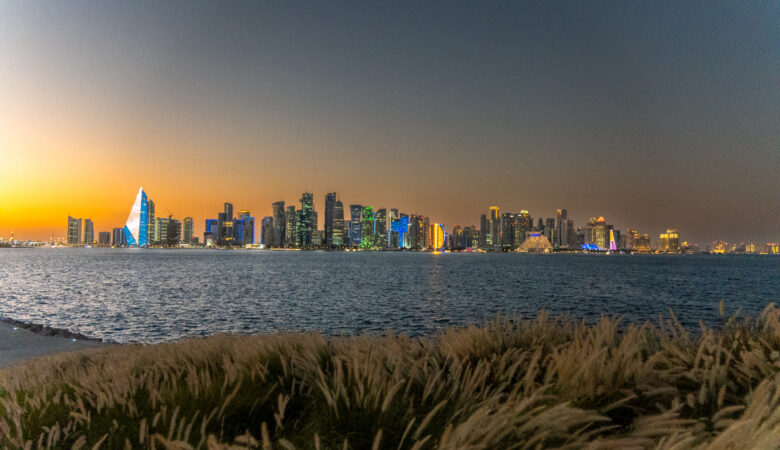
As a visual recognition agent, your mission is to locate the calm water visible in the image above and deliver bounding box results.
[0,248,778,343]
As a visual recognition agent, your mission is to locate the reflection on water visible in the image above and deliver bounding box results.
[0,249,778,343]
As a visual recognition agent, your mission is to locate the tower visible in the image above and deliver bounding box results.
[324,192,337,248]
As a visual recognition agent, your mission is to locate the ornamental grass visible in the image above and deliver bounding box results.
[2,303,780,449]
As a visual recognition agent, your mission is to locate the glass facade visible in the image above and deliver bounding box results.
[124,187,149,247]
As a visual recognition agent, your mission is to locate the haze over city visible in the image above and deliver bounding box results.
[1,1,778,243]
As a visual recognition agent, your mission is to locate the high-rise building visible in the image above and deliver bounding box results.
[333,201,345,247]
[98,231,110,245]
[67,216,82,245]
[146,199,155,247]
[312,230,324,246]
[182,217,193,244]
[470,226,480,249]
[586,217,608,250]
[479,214,487,248]
[157,217,171,246]
[324,192,337,247]
[360,206,374,249]
[545,218,555,244]
[659,229,681,253]
[501,212,515,251]
[261,216,274,247]
[112,227,125,246]
[431,223,445,251]
[224,203,233,223]
[388,208,400,248]
[219,203,234,246]
[488,206,500,250]
[124,187,149,247]
[349,205,362,247]
[204,219,219,246]
[272,201,285,247]
[83,219,94,244]
[634,233,651,252]
[566,220,577,249]
[555,209,568,249]
[166,218,181,246]
[285,205,297,247]
[412,215,426,250]
[375,208,387,249]
[515,210,532,247]
[451,225,463,250]
[297,192,314,247]
[240,210,255,245]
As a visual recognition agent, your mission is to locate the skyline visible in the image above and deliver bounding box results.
[2,1,779,243]
[11,185,778,248]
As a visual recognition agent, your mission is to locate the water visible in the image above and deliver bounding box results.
[0,248,778,343]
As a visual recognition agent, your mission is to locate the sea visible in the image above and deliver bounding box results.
[0,248,778,343]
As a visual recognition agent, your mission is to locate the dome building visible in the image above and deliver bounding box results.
[516,233,552,253]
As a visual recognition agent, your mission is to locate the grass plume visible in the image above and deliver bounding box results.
[2,304,780,448]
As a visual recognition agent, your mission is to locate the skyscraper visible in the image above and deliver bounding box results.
[545,218,555,244]
[182,217,194,244]
[261,216,274,247]
[349,204,362,247]
[220,203,234,246]
[487,207,500,249]
[67,216,82,245]
[479,214,487,248]
[272,201,285,247]
[586,217,608,250]
[297,192,314,247]
[98,231,110,245]
[500,212,514,251]
[324,192,337,248]
[240,210,255,245]
[156,217,171,246]
[388,208,399,248]
[124,187,149,247]
[165,218,182,246]
[555,209,568,249]
[204,219,219,246]
[360,206,374,249]
[432,223,445,251]
[333,200,344,247]
[146,199,155,247]
[112,227,125,246]
[83,219,94,244]
[566,219,577,249]
[659,229,681,253]
[285,205,297,247]
[374,208,387,249]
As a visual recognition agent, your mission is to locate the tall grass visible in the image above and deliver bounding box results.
[2,304,780,449]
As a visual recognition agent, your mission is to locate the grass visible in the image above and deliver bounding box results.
[2,304,780,449]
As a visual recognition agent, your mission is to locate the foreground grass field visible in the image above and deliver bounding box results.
[2,305,780,449]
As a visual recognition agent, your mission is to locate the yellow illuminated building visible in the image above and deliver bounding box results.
[431,223,445,251]
[659,229,680,253]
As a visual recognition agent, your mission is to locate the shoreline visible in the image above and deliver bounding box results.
[0,318,108,368]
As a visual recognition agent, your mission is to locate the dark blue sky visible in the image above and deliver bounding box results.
[1,1,778,242]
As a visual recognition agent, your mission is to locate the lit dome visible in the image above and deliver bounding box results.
[517,234,552,253]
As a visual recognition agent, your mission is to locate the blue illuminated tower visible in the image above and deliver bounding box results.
[124,187,149,247]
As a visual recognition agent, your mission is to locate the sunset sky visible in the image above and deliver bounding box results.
[1,1,778,243]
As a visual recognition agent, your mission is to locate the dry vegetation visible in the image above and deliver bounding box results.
[2,304,780,449]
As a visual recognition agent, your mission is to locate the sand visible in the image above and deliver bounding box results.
[0,322,106,368]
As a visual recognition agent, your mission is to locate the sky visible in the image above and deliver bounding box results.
[1,1,778,244]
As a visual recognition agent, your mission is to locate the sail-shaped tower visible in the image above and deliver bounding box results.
[124,187,149,247]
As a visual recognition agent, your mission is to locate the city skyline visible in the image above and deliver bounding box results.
[11,186,778,252]
[2,2,779,243]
